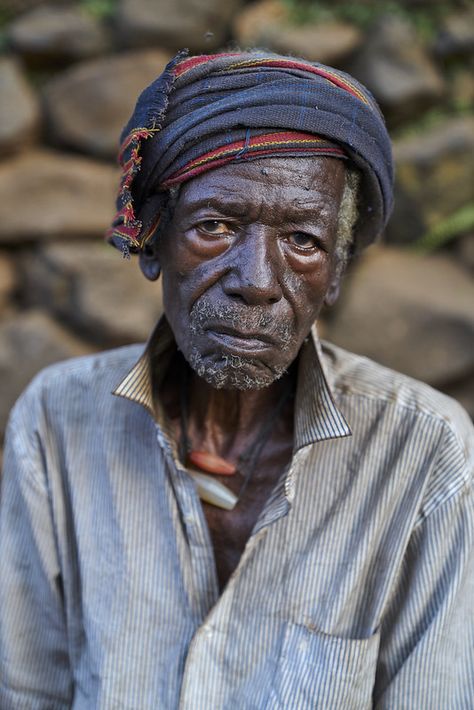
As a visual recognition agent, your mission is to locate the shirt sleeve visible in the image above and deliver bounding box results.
[0,386,73,709]
[373,421,474,708]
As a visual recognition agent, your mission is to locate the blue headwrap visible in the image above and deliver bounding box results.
[107,51,394,256]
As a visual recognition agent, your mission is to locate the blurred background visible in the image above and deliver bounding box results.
[0,0,473,459]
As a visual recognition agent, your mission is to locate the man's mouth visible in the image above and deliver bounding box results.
[188,298,294,355]
[204,324,275,352]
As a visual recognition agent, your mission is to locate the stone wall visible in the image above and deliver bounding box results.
[0,0,473,459]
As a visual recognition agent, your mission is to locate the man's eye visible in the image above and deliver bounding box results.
[288,232,318,250]
[197,220,233,236]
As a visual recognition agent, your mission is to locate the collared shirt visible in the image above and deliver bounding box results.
[1,321,473,709]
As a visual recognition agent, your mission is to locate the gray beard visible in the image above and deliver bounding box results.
[187,298,294,390]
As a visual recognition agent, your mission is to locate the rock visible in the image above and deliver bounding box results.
[42,50,170,159]
[0,0,71,19]
[350,15,445,126]
[441,372,474,420]
[324,247,474,387]
[0,150,118,244]
[386,117,474,244]
[456,233,474,274]
[0,253,17,314]
[115,0,242,52]
[233,0,361,65]
[0,310,91,437]
[434,9,474,58]
[20,242,163,346]
[0,57,41,157]
[7,5,108,65]
[449,69,474,114]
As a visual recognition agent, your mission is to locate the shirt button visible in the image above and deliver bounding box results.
[202,624,214,638]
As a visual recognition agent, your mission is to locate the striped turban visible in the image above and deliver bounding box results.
[106,51,394,256]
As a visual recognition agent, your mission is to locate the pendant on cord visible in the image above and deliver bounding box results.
[187,469,238,511]
[188,450,236,475]
[186,450,238,511]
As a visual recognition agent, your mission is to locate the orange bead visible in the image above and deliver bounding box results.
[188,450,236,475]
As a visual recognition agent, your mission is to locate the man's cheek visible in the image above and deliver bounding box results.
[162,267,195,311]
[161,282,190,346]
[282,279,323,331]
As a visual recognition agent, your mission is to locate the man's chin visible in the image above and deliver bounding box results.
[188,348,286,390]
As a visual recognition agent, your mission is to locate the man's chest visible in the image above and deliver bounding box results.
[202,450,292,590]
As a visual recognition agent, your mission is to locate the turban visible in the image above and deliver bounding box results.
[106,51,394,256]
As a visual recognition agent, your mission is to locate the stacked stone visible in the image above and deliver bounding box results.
[0,0,473,459]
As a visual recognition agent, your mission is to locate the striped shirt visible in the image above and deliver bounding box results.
[1,321,473,709]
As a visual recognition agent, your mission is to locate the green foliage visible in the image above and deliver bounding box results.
[0,6,12,30]
[392,93,473,142]
[80,0,117,20]
[0,6,10,52]
[281,0,460,41]
[392,108,454,141]
[414,203,474,252]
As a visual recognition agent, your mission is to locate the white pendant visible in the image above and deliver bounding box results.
[188,470,238,510]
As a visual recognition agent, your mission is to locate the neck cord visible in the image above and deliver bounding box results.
[179,362,294,502]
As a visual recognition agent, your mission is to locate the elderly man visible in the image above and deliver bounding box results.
[0,51,473,709]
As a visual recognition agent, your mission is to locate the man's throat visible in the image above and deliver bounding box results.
[179,363,295,510]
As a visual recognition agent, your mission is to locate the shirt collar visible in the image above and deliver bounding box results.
[113,316,172,417]
[294,324,352,449]
[113,318,351,448]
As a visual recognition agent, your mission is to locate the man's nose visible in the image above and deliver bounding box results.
[221,230,283,306]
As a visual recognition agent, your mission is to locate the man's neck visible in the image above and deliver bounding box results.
[159,352,295,466]
[186,368,295,462]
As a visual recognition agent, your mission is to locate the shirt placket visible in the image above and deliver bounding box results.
[153,396,315,709]
[155,421,248,707]
[176,452,310,709]
[178,526,272,710]
[155,423,220,621]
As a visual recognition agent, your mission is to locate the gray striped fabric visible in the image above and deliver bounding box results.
[1,323,473,709]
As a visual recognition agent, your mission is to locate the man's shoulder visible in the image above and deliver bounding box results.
[10,344,145,421]
[33,344,143,388]
[323,340,473,455]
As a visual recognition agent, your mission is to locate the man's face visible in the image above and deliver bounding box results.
[143,156,346,389]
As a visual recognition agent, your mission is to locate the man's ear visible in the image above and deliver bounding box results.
[324,272,341,308]
[139,245,161,281]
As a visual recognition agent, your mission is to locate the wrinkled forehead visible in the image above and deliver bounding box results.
[174,155,348,217]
